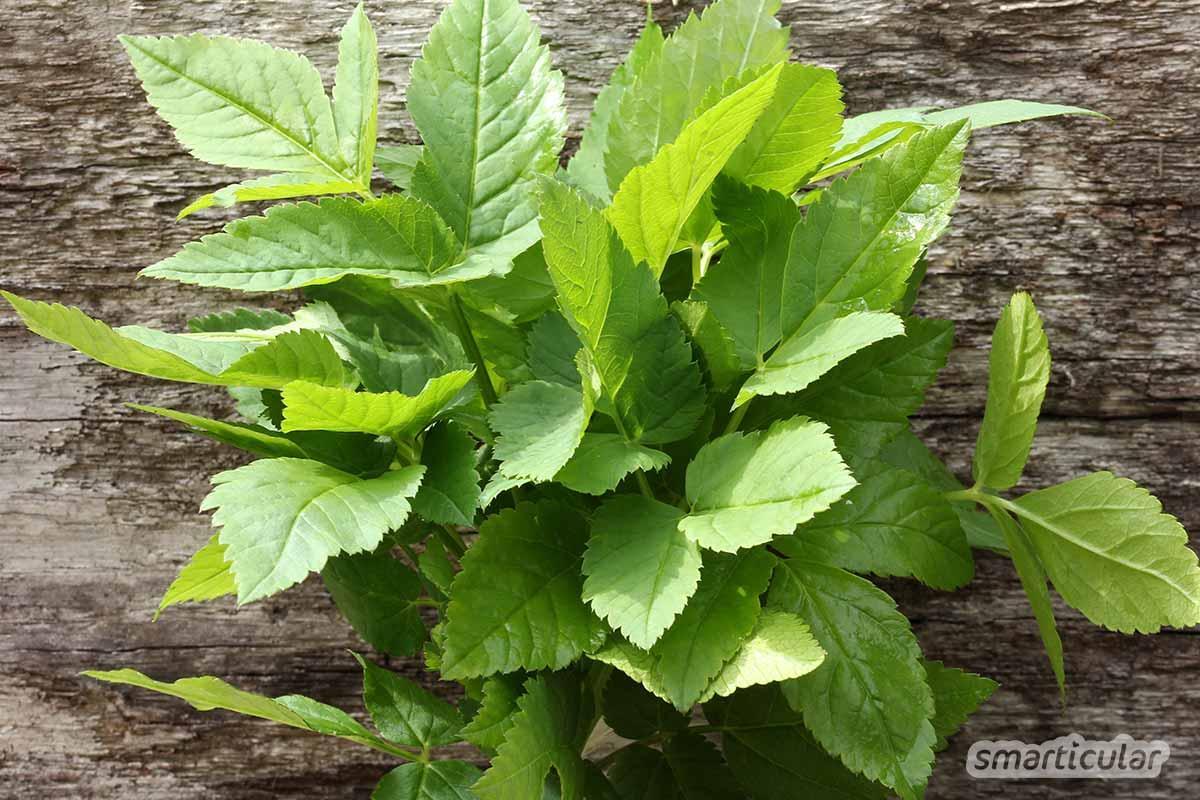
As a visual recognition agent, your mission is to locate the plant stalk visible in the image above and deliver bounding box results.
[447,291,499,408]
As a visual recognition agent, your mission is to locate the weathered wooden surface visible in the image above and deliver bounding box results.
[1,0,1198,796]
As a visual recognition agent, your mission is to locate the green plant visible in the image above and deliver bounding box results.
[6,0,1198,796]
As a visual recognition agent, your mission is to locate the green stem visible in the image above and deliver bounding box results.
[437,524,468,559]
[447,291,499,408]
[723,401,750,436]
[691,245,704,285]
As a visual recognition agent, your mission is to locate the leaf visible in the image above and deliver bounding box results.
[441,501,605,678]
[188,307,292,333]
[120,34,352,179]
[602,670,687,741]
[490,381,590,482]
[460,674,523,752]
[781,461,974,590]
[204,458,424,603]
[419,540,456,596]
[923,660,997,752]
[706,684,888,800]
[724,62,844,193]
[377,144,423,190]
[323,549,427,657]
[1009,471,1200,633]
[219,329,351,389]
[565,19,665,203]
[539,180,704,444]
[374,761,482,800]
[280,370,474,438]
[735,311,905,408]
[178,172,363,219]
[769,560,936,798]
[413,422,480,527]
[142,196,499,292]
[652,549,775,710]
[356,654,463,748]
[408,0,566,272]
[693,178,800,367]
[465,244,559,325]
[555,434,670,496]
[155,535,235,619]
[681,417,855,553]
[474,671,591,800]
[603,0,790,191]
[606,64,782,276]
[700,610,825,702]
[333,3,379,185]
[922,99,1105,129]
[526,311,582,386]
[780,122,968,341]
[973,292,1051,490]
[671,300,743,392]
[607,733,743,799]
[582,496,701,649]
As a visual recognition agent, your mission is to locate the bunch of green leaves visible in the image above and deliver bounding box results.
[8,0,1198,797]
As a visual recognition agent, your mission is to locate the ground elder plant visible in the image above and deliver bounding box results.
[7,0,1200,797]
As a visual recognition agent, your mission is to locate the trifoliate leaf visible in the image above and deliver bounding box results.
[155,535,235,619]
[607,733,743,799]
[606,64,782,276]
[460,674,524,752]
[604,0,790,190]
[699,610,825,702]
[332,3,378,186]
[490,381,590,482]
[374,761,481,800]
[323,550,427,657]
[142,196,498,292]
[705,684,888,800]
[408,0,566,272]
[1011,471,1200,633]
[681,417,855,553]
[694,178,800,367]
[769,560,936,798]
[441,501,605,678]
[555,434,670,496]
[376,144,422,190]
[204,458,424,603]
[923,660,998,752]
[781,461,974,590]
[973,292,1051,491]
[780,122,968,340]
[280,370,474,438]
[355,654,463,748]
[652,549,775,710]
[724,62,844,193]
[582,496,701,649]
[413,422,480,527]
[735,311,905,408]
[602,670,688,741]
[474,671,591,800]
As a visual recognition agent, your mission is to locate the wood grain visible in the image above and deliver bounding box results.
[1,0,1198,797]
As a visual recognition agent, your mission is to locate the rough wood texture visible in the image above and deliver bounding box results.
[1,0,1197,797]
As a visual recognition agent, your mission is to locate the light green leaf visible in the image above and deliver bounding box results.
[555,434,670,495]
[973,292,1051,491]
[413,422,480,527]
[735,311,905,408]
[652,549,776,710]
[769,560,936,798]
[923,99,1105,129]
[120,34,352,179]
[565,19,664,203]
[606,64,782,276]
[272,694,377,742]
[142,196,496,292]
[356,654,463,748]
[700,610,825,702]
[204,458,424,603]
[460,674,523,752]
[473,671,591,800]
[603,0,790,191]
[333,3,379,185]
[671,300,743,392]
[280,370,474,438]
[219,329,350,389]
[582,496,701,650]
[155,535,235,619]
[490,380,590,482]
[1009,471,1200,633]
[374,761,482,800]
[725,62,844,193]
[377,144,422,190]
[681,417,855,553]
[408,0,566,272]
[781,122,968,340]
[188,307,292,333]
[781,461,974,590]
[178,172,363,219]
[441,501,605,678]
[924,660,998,752]
[323,550,427,657]
[132,404,306,459]
[693,178,800,367]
